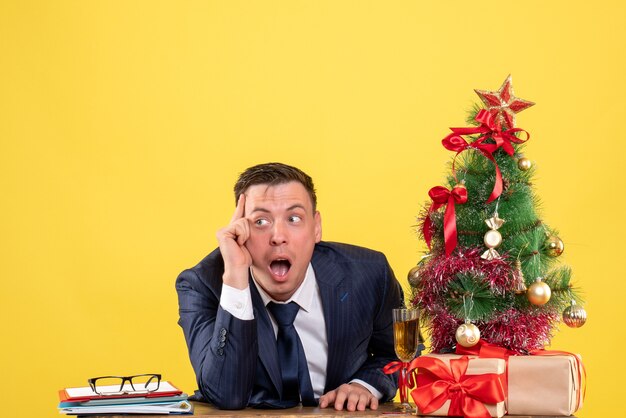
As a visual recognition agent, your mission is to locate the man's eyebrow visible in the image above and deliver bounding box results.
[287,204,306,211]
[248,204,308,215]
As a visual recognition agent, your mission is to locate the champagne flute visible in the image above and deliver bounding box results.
[392,308,420,413]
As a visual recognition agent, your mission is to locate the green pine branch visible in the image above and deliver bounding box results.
[446,272,513,321]
[544,265,583,309]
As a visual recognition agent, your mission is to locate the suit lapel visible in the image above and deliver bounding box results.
[249,280,282,395]
[312,249,351,393]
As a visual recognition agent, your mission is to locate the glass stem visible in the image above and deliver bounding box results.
[400,366,408,405]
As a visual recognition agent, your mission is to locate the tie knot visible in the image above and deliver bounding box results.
[267,301,300,327]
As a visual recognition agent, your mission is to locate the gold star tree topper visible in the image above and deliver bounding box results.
[474,75,535,129]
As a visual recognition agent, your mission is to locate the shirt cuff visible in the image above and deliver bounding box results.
[220,284,254,320]
[349,379,383,400]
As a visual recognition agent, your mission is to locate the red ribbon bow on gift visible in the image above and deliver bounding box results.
[382,361,417,404]
[442,109,530,203]
[411,356,506,418]
[456,339,516,359]
[423,185,468,256]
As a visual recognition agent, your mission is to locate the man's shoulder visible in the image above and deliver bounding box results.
[189,247,224,270]
[177,248,225,287]
[312,242,396,294]
[314,241,388,264]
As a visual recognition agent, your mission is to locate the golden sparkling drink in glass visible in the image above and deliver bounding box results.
[392,308,419,413]
[393,317,419,361]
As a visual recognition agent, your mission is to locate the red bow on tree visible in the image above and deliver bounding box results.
[410,356,506,418]
[473,109,529,156]
[441,109,530,203]
[442,134,502,204]
[423,185,467,256]
[447,109,529,155]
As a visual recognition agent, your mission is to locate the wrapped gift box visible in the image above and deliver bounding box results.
[413,354,506,418]
[424,351,584,416]
[507,353,583,416]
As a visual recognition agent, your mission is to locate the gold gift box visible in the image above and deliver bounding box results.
[506,354,583,416]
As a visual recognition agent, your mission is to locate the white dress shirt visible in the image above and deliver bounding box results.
[219,263,382,400]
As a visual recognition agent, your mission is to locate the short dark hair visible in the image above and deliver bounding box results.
[234,162,317,211]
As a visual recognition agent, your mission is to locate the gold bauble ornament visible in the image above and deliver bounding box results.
[455,322,481,348]
[544,235,565,257]
[517,157,532,171]
[453,182,466,192]
[408,266,420,286]
[563,300,587,328]
[527,277,551,305]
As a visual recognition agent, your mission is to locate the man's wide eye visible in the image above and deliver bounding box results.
[288,216,302,223]
[255,219,269,226]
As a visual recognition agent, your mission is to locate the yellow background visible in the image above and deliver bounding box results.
[1,1,623,417]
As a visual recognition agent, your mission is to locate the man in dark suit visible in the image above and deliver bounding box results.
[176,163,403,411]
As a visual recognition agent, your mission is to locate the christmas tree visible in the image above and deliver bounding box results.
[411,76,587,354]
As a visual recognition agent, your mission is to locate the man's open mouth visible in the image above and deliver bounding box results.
[270,259,291,278]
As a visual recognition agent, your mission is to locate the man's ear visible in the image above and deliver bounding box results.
[314,211,322,243]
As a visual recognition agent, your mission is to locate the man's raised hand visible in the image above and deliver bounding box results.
[216,194,252,289]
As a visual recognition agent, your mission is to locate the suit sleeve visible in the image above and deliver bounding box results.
[351,257,404,401]
[176,267,257,409]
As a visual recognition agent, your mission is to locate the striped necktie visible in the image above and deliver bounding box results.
[267,301,316,406]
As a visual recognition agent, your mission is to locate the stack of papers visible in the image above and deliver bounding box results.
[58,381,192,415]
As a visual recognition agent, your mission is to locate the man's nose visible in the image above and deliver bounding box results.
[270,222,288,246]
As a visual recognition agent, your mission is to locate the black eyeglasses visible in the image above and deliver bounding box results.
[88,374,161,396]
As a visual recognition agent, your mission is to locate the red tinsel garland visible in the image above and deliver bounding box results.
[413,247,512,308]
[412,247,558,354]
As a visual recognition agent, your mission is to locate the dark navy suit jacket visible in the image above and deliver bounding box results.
[176,241,403,409]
